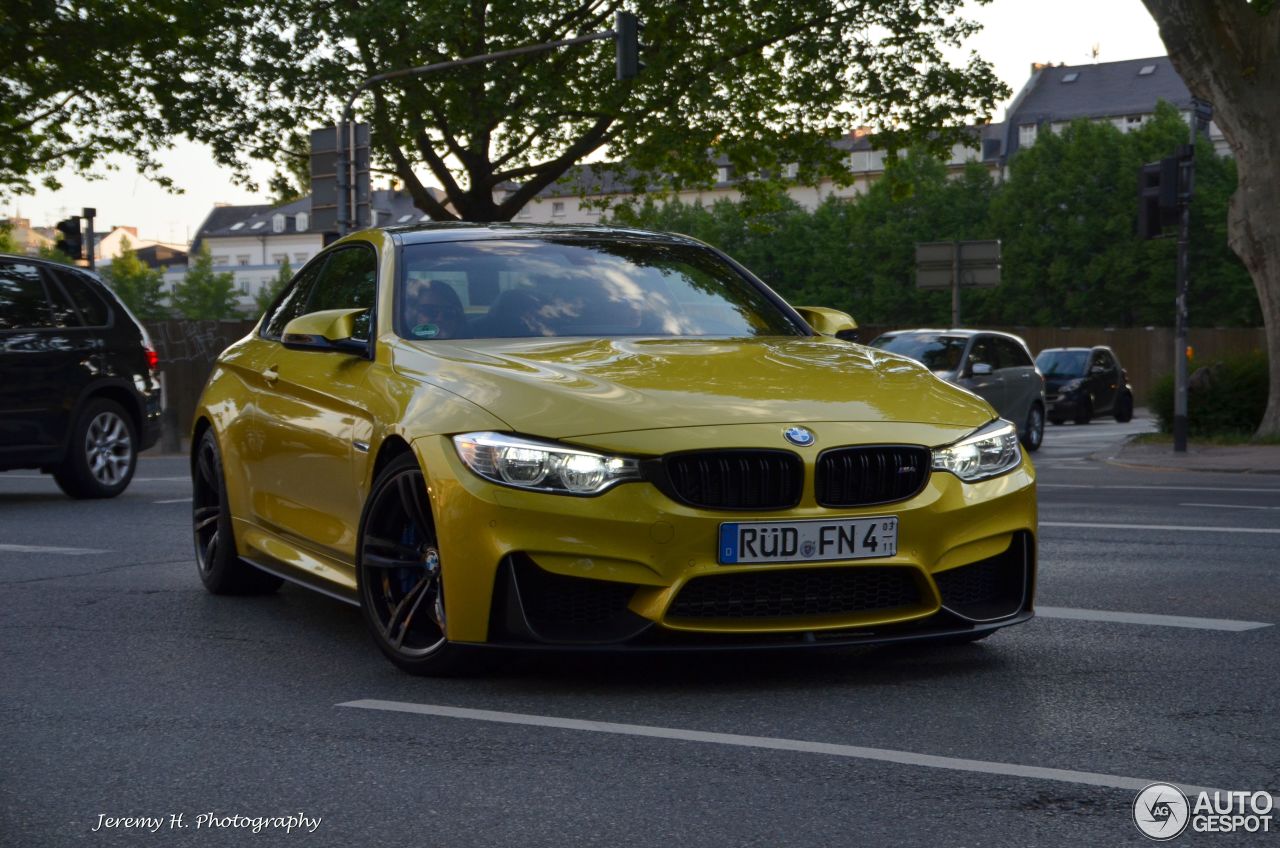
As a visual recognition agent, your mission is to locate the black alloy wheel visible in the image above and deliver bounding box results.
[1114,392,1134,423]
[357,453,467,675]
[53,398,138,499]
[192,429,282,595]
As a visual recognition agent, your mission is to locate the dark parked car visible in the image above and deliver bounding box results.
[0,254,161,497]
[1035,346,1133,424]
[869,329,1046,451]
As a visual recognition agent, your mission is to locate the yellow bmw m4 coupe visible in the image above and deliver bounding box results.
[192,224,1036,674]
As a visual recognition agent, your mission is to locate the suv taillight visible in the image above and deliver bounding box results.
[145,347,159,372]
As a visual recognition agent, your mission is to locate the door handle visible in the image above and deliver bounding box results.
[263,366,279,384]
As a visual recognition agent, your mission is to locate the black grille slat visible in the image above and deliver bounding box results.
[668,567,920,619]
[933,534,1029,621]
[816,445,930,507]
[660,451,801,510]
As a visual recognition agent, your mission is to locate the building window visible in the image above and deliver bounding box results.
[1018,124,1038,147]
[272,213,285,233]
[239,279,250,294]
[717,166,730,183]
[295,212,308,231]
[229,222,244,231]
[294,253,308,265]
[1139,64,1157,76]
[1061,72,1079,83]
[212,255,228,266]
[250,221,265,230]
[271,253,287,265]
[516,207,533,219]
[1126,115,1145,126]
[551,202,565,217]
[236,255,250,266]
[782,163,799,179]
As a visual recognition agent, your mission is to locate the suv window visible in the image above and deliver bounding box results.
[994,337,1032,369]
[1094,349,1116,371]
[0,261,55,330]
[51,268,111,326]
[968,337,997,372]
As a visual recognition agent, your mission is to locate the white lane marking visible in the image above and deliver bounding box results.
[154,497,193,504]
[1180,502,1280,511]
[1041,483,1280,494]
[338,700,1231,798]
[0,543,108,555]
[1037,606,1270,631]
[1041,521,1280,535]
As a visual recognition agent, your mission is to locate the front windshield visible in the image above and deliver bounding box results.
[1035,350,1089,377]
[870,334,967,373]
[396,237,805,341]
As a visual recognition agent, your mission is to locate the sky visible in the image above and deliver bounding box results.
[7,0,1169,246]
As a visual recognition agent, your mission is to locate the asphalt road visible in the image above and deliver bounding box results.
[3,413,1278,846]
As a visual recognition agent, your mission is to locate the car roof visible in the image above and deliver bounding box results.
[1037,346,1114,353]
[877,328,1029,344]
[385,222,706,247]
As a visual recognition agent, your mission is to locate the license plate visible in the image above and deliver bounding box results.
[718,516,898,565]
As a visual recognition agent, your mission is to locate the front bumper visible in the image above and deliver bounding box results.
[415,428,1037,649]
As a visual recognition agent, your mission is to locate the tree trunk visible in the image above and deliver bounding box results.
[1141,0,1280,438]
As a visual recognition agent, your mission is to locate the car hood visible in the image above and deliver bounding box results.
[392,336,995,439]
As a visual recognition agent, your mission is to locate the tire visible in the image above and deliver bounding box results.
[1021,404,1044,452]
[193,429,282,595]
[1073,397,1092,425]
[356,453,469,676]
[53,398,138,499]
[1114,392,1134,423]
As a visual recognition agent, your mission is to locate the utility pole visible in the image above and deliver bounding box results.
[1172,98,1212,453]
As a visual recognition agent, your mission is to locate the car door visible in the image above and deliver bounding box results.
[248,243,381,568]
[956,335,1005,415]
[1090,349,1119,413]
[0,260,88,460]
[994,336,1039,423]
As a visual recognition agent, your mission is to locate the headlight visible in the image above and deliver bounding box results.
[452,432,642,495]
[932,420,1022,482]
[1061,378,1083,392]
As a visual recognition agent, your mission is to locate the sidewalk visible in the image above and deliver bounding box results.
[1107,439,1280,474]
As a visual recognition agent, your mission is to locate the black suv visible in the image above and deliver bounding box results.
[0,254,162,497]
[1035,346,1134,424]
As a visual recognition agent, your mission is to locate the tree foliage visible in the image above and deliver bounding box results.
[171,245,239,319]
[1141,0,1280,437]
[102,236,168,320]
[611,108,1257,330]
[168,0,1007,220]
[0,1,198,198]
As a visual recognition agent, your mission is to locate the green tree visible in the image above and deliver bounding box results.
[0,1,202,198]
[102,236,168,319]
[1142,0,1280,436]
[169,1,1007,221]
[255,257,292,314]
[171,245,239,319]
[0,221,20,253]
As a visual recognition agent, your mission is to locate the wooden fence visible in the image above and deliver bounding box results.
[144,319,1267,451]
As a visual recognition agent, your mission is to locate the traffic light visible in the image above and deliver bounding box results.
[1137,151,1186,239]
[615,11,644,80]
[55,216,82,260]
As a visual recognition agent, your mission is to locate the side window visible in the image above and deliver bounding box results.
[996,338,1032,369]
[1096,350,1116,371]
[43,272,82,327]
[262,257,329,340]
[968,338,996,372]
[52,269,111,326]
[0,262,55,330]
[307,246,377,341]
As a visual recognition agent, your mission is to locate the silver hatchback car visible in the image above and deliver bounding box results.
[869,329,1046,451]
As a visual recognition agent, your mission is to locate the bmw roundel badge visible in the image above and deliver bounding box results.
[783,426,815,447]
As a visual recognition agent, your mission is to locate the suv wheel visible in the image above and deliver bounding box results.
[53,399,137,499]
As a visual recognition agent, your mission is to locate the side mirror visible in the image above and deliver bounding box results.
[281,308,369,355]
[793,306,858,337]
[971,362,994,376]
